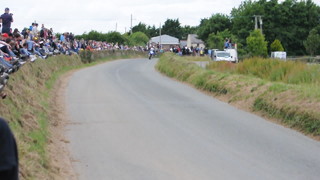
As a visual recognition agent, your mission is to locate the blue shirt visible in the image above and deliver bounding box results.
[60,34,65,42]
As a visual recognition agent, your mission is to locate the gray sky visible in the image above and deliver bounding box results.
[1,0,320,35]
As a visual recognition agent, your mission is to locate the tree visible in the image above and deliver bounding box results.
[181,25,198,40]
[197,14,232,42]
[129,32,149,46]
[270,39,284,52]
[207,33,224,49]
[304,29,320,56]
[162,18,182,39]
[132,22,147,34]
[105,32,125,44]
[246,30,268,57]
[231,0,320,55]
[146,25,159,38]
[87,30,103,41]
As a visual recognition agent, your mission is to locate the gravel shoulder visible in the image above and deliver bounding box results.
[48,70,78,180]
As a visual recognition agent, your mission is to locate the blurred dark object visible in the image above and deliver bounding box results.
[0,117,19,180]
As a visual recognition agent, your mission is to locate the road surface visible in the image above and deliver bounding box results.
[66,58,320,180]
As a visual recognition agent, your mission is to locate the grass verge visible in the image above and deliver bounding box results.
[156,53,320,138]
[0,50,145,179]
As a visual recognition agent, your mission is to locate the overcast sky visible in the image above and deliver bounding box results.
[1,0,320,35]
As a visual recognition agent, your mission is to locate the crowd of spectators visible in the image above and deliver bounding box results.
[0,7,145,100]
[170,45,208,56]
[0,6,148,180]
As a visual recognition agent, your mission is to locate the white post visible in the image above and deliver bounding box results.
[159,23,162,49]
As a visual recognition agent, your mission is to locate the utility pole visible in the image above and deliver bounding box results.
[254,15,258,30]
[259,16,263,34]
[253,15,263,33]
[159,23,162,49]
[130,14,133,34]
[130,14,136,34]
[115,23,117,32]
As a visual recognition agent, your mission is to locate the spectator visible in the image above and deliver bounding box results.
[0,8,13,34]
[47,28,53,40]
[0,33,17,59]
[224,38,230,49]
[0,117,19,180]
[31,23,39,37]
[60,33,65,43]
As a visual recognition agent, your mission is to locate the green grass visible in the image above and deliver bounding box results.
[0,50,145,180]
[157,53,320,137]
[253,97,320,135]
[207,57,320,85]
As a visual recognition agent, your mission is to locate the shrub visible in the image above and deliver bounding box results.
[246,30,268,57]
[270,39,284,52]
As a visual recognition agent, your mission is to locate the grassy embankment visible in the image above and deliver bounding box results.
[156,53,320,137]
[0,50,145,179]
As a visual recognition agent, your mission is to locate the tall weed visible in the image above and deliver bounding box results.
[207,57,320,85]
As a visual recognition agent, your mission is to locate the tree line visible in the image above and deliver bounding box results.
[75,0,320,56]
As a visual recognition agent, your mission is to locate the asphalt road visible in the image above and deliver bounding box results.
[66,58,320,180]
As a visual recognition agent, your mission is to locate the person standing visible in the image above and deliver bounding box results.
[0,117,19,180]
[0,8,13,34]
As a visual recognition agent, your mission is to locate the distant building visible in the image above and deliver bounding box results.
[187,34,205,49]
[180,40,187,47]
[149,34,180,50]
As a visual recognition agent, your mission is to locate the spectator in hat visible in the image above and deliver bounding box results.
[0,8,13,34]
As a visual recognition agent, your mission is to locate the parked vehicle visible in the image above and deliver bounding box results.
[271,51,287,60]
[225,49,238,63]
[211,49,238,63]
[212,50,232,62]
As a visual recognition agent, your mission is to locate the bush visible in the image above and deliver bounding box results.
[246,30,268,57]
[270,39,284,52]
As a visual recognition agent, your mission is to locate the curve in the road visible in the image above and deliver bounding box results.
[66,58,320,180]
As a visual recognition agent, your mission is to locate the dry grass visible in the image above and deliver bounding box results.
[0,50,145,179]
[157,53,320,137]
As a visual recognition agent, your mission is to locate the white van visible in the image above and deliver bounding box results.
[212,49,238,63]
[213,51,233,62]
[225,49,238,63]
[271,51,287,60]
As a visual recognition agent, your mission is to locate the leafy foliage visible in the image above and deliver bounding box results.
[162,18,183,39]
[76,31,126,44]
[132,22,148,34]
[128,32,149,46]
[132,23,160,38]
[304,28,320,56]
[246,30,268,57]
[231,0,320,55]
[146,25,159,38]
[197,14,232,42]
[270,39,284,52]
[207,33,224,49]
[105,31,126,44]
[73,0,320,56]
[181,25,198,40]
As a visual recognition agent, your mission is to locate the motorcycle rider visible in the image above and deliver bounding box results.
[148,46,155,60]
